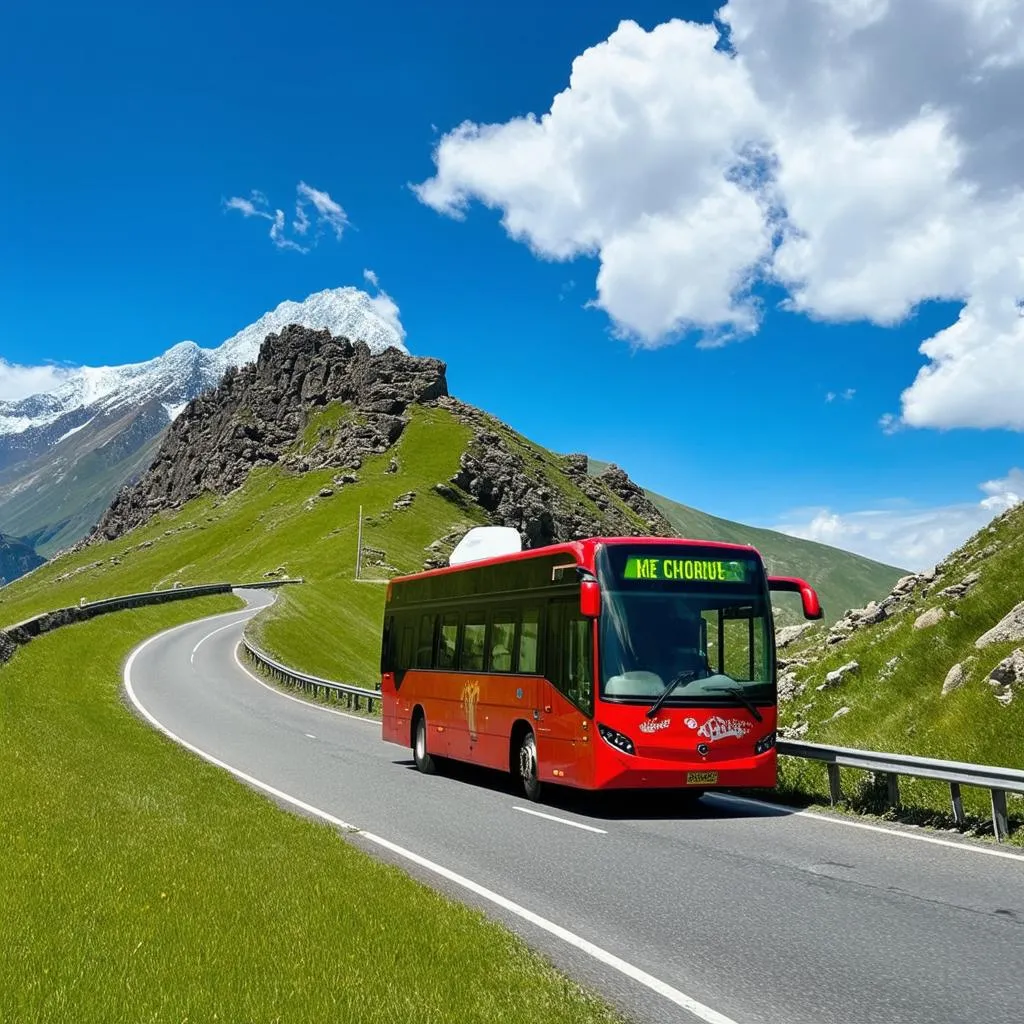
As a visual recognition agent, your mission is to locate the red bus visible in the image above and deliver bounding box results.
[379,532,822,802]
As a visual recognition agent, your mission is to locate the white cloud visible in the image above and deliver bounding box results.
[296,181,349,240]
[225,183,348,252]
[0,358,75,402]
[414,1,1024,426]
[826,388,856,403]
[360,269,406,344]
[773,467,1024,571]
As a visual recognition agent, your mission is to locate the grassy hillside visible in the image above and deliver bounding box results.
[3,406,905,687]
[775,501,1024,826]
[589,459,905,627]
[0,405,478,683]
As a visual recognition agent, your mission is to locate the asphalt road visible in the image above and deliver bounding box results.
[124,590,1024,1024]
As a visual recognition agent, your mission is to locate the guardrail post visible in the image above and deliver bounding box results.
[949,782,965,826]
[827,763,842,805]
[991,789,1010,842]
[886,773,900,809]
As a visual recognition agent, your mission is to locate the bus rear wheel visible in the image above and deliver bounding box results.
[412,713,436,775]
[518,730,542,802]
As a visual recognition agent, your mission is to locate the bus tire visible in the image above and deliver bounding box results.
[517,730,542,802]
[412,712,436,775]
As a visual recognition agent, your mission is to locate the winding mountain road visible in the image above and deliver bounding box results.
[125,590,1024,1024]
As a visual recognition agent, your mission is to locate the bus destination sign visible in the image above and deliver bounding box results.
[622,556,749,583]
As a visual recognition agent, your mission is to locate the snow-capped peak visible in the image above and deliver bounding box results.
[0,286,408,438]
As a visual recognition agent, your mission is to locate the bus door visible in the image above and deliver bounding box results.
[538,598,595,786]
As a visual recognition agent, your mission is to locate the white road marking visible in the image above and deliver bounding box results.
[190,620,245,665]
[711,792,1024,863]
[232,643,377,725]
[305,733,316,740]
[513,806,608,834]
[123,618,739,1024]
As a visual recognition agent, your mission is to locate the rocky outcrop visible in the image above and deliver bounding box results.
[975,602,1024,648]
[988,649,1024,704]
[777,623,814,649]
[438,407,674,550]
[84,327,448,544]
[818,660,860,690]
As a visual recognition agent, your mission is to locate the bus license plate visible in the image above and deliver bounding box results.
[686,771,718,785]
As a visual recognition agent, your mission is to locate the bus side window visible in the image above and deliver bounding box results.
[437,614,458,669]
[415,613,435,669]
[398,621,415,671]
[487,609,516,672]
[461,614,486,672]
[381,615,395,674]
[518,608,540,673]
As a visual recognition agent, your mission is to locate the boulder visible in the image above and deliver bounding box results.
[914,607,947,630]
[818,660,859,690]
[776,623,813,648]
[975,603,1024,648]
[941,663,965,696]
[990,649,1024,684]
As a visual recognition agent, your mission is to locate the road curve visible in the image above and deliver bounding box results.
[125,591,1024,1024]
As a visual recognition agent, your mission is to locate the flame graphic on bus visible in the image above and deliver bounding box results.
[462,681,480,742]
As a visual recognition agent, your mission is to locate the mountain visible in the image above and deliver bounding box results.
[2,326,907,698]
[85,325,900,628]
[0,288,407,560]
[0,533,44,587]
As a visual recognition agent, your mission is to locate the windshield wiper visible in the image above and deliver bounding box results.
[705,684,763,723]
[645,670,697,719]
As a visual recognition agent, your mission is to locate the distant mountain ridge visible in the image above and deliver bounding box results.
[0,288,407,557]
[0,533,43,586]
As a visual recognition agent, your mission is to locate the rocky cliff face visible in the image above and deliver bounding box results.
[435,399,673,556]
[85,324,671,557]
[87,326,446,544]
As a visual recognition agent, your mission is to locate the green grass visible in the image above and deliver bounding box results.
[0,406,481,683]
[0,600,622,1024]
[776,502,1024,833]
[299,399,353,453]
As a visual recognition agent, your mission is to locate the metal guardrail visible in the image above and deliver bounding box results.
[240,637,382,714]
[778,738,1024,842]
[0,579,303,662]
[227,642,1024,842]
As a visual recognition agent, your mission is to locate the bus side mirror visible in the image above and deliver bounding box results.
[580,580,601,618]
[768,576,823,621]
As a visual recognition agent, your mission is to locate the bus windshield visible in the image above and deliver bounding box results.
[595,545,773,704]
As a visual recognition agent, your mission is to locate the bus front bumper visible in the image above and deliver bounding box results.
[595,748,777,790]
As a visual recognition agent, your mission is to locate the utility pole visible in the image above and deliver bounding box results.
[355,504,363,579]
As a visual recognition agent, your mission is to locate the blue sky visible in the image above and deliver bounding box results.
[3,0,1022,571]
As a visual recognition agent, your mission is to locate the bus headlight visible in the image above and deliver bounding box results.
[598,724,635,756]
[754,731,777,755]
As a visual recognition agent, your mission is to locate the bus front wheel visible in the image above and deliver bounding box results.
[518,731,542,802]
[412,713,436,775]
